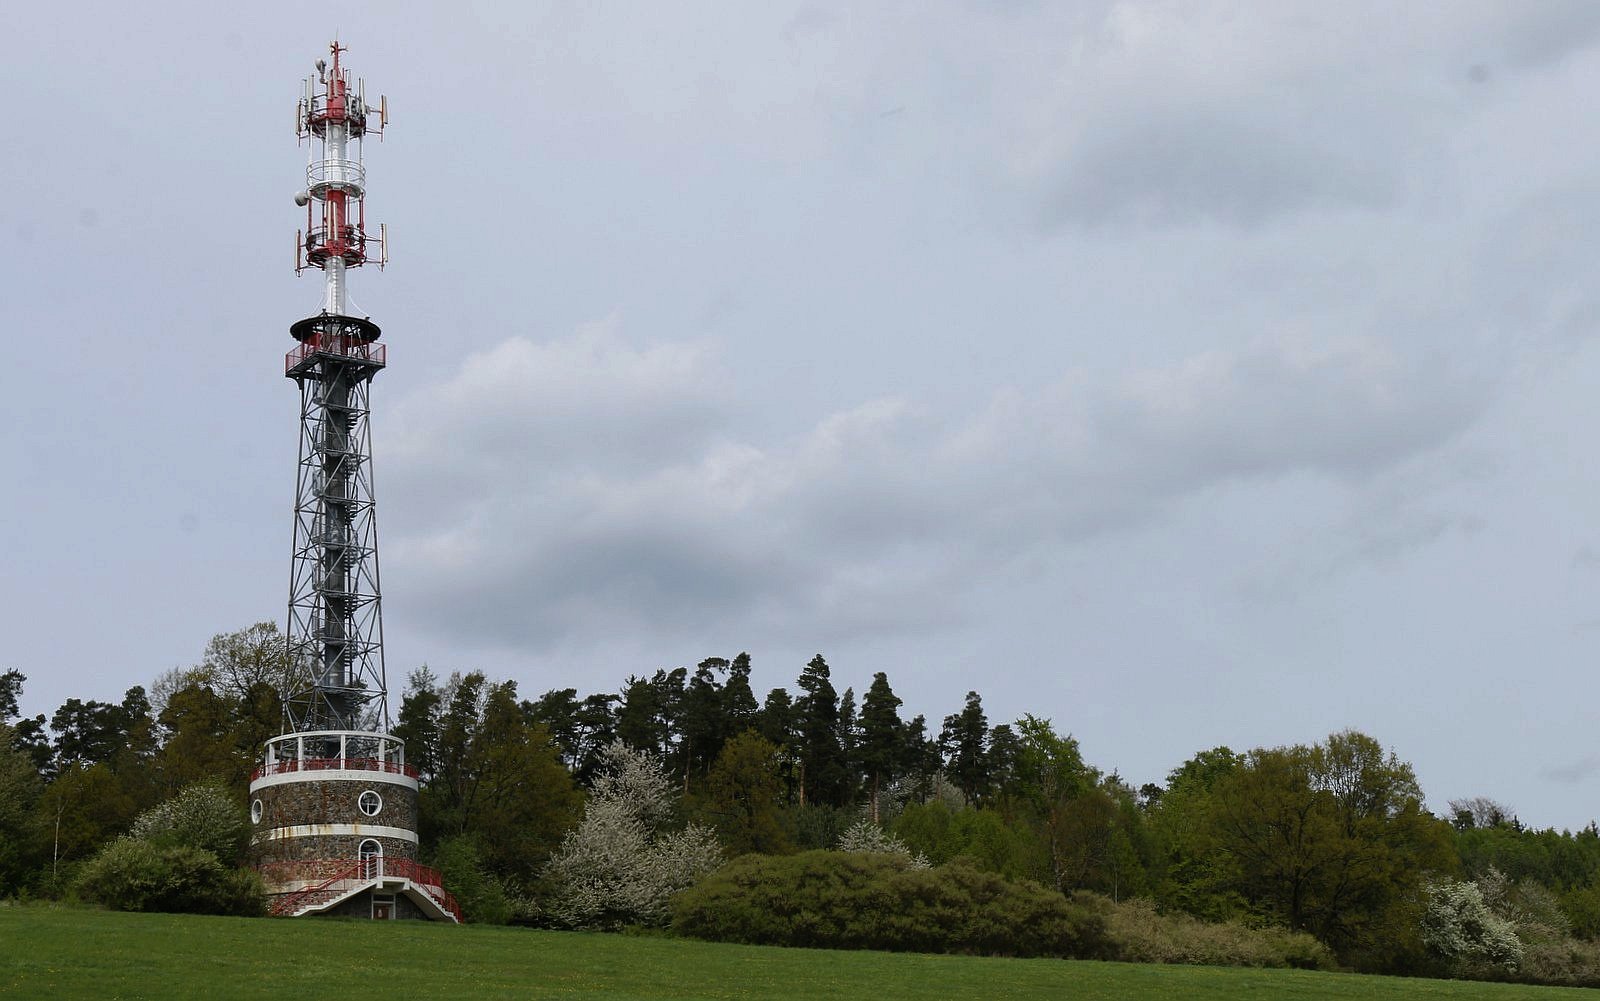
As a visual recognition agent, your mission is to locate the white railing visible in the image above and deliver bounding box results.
[308,158,366,196]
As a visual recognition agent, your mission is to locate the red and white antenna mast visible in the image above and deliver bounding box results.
[281,40,392,733]
[295,41,387,314]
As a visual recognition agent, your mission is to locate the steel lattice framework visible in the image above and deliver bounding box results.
[285,316,388,731]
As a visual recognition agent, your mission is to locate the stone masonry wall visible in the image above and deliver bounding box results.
[250,775,418,866]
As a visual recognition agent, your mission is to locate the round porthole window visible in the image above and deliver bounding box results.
[250,799,263,824]
[358,790,383,817]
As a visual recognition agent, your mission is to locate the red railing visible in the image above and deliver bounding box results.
[286,334,386,374]
[378,858,464,922]
[267,859,363,916]
[250,756,419,782]
[259,858,462,922]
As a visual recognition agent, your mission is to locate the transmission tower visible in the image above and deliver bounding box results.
[247,42,457,922]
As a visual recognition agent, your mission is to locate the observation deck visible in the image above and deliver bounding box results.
[286,314,385,376]
[251,729,415,784]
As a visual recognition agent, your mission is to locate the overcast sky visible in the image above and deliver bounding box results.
[8,1,1600,828]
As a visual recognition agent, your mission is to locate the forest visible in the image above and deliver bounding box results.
[6,621,1600,987]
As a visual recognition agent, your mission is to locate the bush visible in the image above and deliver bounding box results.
[1077,894,1334,970]
[76,837,264,916]
[1519,937,1600,988]
[889,802,1043,881]
[432,836,512,925]
[672,851,1110,959]
[127,782,250,865]
[791,804,852,851]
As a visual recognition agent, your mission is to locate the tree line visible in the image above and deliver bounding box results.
[7,622,1600,983]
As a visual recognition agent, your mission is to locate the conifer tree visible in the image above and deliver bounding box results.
[941,691,991,805]
[858,672,904,823]
[794,655,843,807]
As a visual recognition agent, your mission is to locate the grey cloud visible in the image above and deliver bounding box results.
[1541,755,1600,784]
[1039,109,1395,230]
[1006,4,1600,232]
[1096,339,1485,484]
[1491,1,1600,70]
[384,326,1490,654]
[384,318,722,514]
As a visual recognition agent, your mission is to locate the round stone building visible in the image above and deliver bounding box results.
[250,730,458,920]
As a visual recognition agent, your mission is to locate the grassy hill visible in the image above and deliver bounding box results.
[1,905,1592,1001]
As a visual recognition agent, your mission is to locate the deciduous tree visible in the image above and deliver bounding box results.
[702,731,790,854]
[1207,730,1456,966]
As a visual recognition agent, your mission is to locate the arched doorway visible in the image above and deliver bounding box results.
[359,839,383,879]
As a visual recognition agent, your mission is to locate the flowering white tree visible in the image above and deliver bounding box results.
[1421,875,1523,972]
[837,817,931,870]
[543,741,721,929]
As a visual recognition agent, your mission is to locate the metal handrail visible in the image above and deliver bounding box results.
[250,755,419,782]
[381,859,463,921]
[286,338,386,374]
[308,158,366,194]
[259,857,463,922]
[268,859,363,916]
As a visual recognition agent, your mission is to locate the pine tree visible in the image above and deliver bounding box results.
[679,660,728,791]
[758,688,794,748]
[723,653,760,736]
[901,714,939,804]
[525,687,583,769]
[858,672,904,823]
[794,655,843,808]
[394,667,443,781]
[614,675,664,755]
[941,691,990,805]
[837,687,859,804]
[572,693,618,781]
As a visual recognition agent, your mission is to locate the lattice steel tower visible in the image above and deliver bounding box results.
[247,43,458,922]
[284,41,390,733]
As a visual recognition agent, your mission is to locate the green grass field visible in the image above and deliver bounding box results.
[0,906,1593,1001]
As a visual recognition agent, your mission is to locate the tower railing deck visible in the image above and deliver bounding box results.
[251,755,419,782]
[286,335,386,375]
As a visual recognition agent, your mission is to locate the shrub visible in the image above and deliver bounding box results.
[792,804,852,851]
[432,836,512,925]
[127,782,250,865]
[1519,937,1600,988]
[1078,894,1334,970]
[889,802,1042,881]
[672,851,1110,959]
[75,837,264,916]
